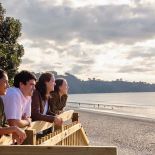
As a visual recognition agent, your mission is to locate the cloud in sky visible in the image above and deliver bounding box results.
[3,0,155,44]
[1,0,155,82]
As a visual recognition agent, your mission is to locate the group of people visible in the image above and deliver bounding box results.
[0,69,69,144]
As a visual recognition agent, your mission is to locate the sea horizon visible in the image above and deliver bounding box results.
[67,92,155,119]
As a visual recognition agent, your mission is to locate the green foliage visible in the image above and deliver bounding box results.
[0,3,24,81]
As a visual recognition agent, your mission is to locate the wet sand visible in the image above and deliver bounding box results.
[75,109,155,155]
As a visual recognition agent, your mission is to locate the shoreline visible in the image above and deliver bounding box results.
[67,106,155,123]
[68,108,155,155]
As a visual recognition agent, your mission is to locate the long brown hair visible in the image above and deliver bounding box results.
[36,72,53,101]
[54,78,64,93]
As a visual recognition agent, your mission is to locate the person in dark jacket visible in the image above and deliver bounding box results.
[49,78,69,115]
[31,72,62,126]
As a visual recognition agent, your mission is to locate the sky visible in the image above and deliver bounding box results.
[1,0,155,83]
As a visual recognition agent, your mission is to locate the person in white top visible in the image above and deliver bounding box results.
[3,70,36,128]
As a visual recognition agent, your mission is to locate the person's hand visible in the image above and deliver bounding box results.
[22,113,31,127]
[54,116,63,126]
[25,117,31,127]
[12,126,26,144]
[57,110,63,115]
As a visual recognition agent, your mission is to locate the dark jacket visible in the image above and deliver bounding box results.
[49,92,68,115]
[31,90,55,123]
[0,97,6,127]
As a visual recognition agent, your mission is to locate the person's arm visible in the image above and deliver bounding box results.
[48,94,57,114]
[0,126,26,144]
[60,94,68,110]
[53,116,63,126]
[7,113,31,128]
[0,126,19,135]
[7,119,30,128]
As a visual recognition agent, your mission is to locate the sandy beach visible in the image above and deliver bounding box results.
[73,108,155,155]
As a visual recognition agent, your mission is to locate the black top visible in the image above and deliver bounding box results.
[0,97,6,127]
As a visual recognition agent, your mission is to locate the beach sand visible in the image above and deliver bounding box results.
[74,109,155,155]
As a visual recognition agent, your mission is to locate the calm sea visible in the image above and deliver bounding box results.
[68,92,155,106]
[67,92,155,118]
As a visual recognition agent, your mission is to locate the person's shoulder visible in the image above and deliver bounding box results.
[51,91,59,98]
[2,88,21,105]
[50,91,55,96]
[61,94,68,101]
[6,87,18,95]
[32,89,40,96]
[62,94,68,98]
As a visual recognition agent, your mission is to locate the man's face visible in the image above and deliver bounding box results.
[20,79,36,96]
[0,74,9,95]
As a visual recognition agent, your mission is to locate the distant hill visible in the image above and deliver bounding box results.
[34,71,155,94]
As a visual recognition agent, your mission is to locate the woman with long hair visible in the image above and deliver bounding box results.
[31,72,62,125]
[49,78,69,115]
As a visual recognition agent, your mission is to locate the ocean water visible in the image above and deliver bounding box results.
[67,92,155,118]
[68,92,155,106]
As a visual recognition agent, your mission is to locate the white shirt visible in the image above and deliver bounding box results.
[39,100,48,134]
[43,100,48,115]
[3,87,31,120]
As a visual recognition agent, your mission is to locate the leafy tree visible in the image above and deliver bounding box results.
[0,3,24,81]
